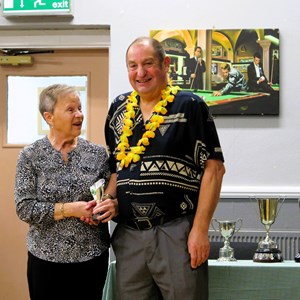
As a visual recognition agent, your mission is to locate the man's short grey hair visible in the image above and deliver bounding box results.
[126,36,166,66]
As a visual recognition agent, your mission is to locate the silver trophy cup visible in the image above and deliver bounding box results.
[295,199,300,262]
[211,218,243,261]
[90,178,105,221]
[251,195,285,262]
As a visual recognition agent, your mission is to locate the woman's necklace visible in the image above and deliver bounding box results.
[116,82,181,169]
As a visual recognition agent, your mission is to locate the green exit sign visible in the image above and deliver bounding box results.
[2,0,72,17]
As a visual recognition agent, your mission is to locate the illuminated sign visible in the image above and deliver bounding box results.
[2,0,72,16]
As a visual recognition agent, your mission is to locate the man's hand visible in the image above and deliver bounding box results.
[188,227,210,269]
[212,91,221,96]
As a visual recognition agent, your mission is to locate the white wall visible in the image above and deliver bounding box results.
[1,0,299,197]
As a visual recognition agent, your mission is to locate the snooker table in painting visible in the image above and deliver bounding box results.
[272,83,280,91]
[185,88,279,115]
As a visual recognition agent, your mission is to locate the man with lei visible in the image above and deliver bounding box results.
[96,37,225,300]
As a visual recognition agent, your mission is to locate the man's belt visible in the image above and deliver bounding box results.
[121,215,179,230]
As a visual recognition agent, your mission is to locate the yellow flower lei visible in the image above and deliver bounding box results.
[116,82,181,169]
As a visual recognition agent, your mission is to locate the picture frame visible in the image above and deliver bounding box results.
[150,28,280,116]
[212,45,223,58]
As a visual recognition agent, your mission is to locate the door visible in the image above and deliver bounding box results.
[0,49,109,300]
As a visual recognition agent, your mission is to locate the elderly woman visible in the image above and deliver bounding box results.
[14,84,117,300]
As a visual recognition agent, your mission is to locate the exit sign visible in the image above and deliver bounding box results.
[2,0,72,17]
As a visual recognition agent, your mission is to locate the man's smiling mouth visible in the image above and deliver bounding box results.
[137,78,151,83]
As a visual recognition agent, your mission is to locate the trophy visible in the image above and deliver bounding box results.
[211,218,242,261]
[90,178,105,221]
[295,198,300,262]
[251,195,285,262]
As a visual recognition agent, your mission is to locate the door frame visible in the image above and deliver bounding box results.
[0,28,110,49]
[0,27,111,300]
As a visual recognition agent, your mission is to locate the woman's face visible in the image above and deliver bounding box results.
[48,92,84,139]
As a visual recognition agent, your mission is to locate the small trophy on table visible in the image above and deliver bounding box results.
[211,218,242,261]
[295,199,300,262]
[251,195,285,262]
[90,178,105,221]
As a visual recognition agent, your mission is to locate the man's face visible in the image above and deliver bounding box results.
[126,41,169,99]
[221,69,229,79]
[194,48,202,58]
[254,57,261,65]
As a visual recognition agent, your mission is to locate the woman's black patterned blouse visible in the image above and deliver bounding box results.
[14,136,110,263]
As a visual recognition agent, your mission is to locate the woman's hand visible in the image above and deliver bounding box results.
[79,200,98,225]
[80,198,118,225]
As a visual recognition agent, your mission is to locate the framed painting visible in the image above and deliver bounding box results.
[150,29,280,116]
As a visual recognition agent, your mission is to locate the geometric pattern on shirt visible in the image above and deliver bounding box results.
[141,159,200,180]
[131,202,165,218]
[194,140,208,169]
[158,113,186,136]
[184,194,195,210]
[109,96,143,139]
[158,124,170,136]
[180,194,195,212]
[180,201,188,211]
[164,113,187,124]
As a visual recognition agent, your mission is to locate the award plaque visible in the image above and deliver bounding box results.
[211,218,242,261]
[251,196,285,262]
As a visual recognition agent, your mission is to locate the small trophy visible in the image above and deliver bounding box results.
[211,218,242,261]
[90,178,105,221]
[251,195,285,262]
[295,199,300,262]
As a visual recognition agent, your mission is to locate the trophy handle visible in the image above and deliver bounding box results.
[275,196,285,218]
[211,218,219,232]
[235,218,243,233]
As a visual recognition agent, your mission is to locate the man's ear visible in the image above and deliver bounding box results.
[164,56,171,72]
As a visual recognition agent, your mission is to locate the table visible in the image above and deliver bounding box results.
[102,259,300,300]
[209,260,299,299]
[185,89,279,115]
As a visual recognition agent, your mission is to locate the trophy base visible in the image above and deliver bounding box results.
[92,212,103,222]
[253,248,283,262]
[217,257,237,262]
[217,247,237,262]
[294,252,300,262]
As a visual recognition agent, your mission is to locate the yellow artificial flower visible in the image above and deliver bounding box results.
[137,137,150,146]
[131,146,146,154]
[116,152,126,160]
[123,119,133,127]
[124,110,135,119]
[154,105,167,115]
[117,143,128,152]
[122,128,133,137]
[145,122,160,131]
[143,131,155,138]
[150,115,164,124]
[132,154,140,163]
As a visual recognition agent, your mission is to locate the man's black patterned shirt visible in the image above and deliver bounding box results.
[105,90,224,221]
